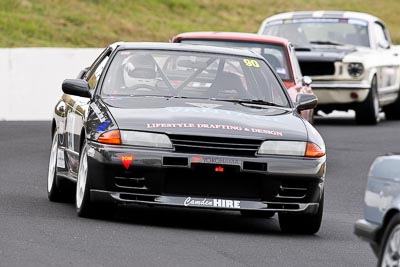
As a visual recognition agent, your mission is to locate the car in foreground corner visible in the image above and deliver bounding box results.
[258,11,400,125]
[355,154,400,265]
[47,42,326,234]
[172,31,315,123]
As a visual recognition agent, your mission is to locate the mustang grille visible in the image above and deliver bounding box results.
[168,134,262,157]
[299,61,335,76]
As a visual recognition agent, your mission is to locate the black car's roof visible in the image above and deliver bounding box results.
[113,42,265,59]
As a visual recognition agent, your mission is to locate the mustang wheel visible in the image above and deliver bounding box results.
[47,133,65,202]
[278,192,324,234]
[356,77,380,125]
[378,214,400,267]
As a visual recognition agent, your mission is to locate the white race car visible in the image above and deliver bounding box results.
[258,11,400,124]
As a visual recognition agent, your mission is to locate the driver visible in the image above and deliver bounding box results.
[122,53,158,89]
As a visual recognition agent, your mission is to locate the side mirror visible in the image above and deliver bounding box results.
[296,93,318,111]
[378,40,390,49]
[62,79,91,98]
[302,76,312,86]
[77,67,89,79]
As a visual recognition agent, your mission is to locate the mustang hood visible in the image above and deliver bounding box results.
[101,97,308,141]
[296,45,358,62]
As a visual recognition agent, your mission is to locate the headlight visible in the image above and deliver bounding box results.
[258,141,306,156]
[121,130,172,148]
[347,63,364,77]
[258,141,325,157]
[98,130,172,148]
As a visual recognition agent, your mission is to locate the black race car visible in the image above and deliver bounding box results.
[47,42,326,234]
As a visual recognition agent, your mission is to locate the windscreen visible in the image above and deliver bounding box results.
[262,18,370,48]
[101,50,289,107]
[180,40,292,81]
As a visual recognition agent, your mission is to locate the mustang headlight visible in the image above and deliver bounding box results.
[347,63,364,77]
[258,141,325,157]
[121,130,172,148]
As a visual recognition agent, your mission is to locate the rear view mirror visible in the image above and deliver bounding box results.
[62,79,91,98]
[296,94,318,111]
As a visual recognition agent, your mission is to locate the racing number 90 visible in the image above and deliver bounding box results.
[243,59,260,68]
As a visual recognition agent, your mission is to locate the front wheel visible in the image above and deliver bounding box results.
[377,214,400,267]
[47,133,66,202]
[76,141,91,217]
[355,77,380,125]
[76,140,115,218]
[278,192,324,235]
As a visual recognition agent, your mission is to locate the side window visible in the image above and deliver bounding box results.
[373,22,390,49]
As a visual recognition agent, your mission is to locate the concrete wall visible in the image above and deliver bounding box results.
[0,48,103,120]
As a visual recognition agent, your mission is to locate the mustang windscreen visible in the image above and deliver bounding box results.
[100,50,289,107]
[263,18,370,48]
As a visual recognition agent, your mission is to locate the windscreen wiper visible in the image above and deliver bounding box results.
[214,98,284,107]
[310,41,344,46]
[103,94,173,98]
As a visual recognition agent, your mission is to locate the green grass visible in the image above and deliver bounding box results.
[1,0,400,47]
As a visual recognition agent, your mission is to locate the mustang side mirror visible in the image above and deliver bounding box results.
[62,79,91,98]
[296,93,318,111]
[378,40,390,49]
[302,76,312,86]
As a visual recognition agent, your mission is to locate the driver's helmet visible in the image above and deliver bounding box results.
[122,54,157,88]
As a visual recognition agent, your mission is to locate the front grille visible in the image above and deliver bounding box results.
[169,134,261,157]
[299,61,335,76]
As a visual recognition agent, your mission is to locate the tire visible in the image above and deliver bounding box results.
[355,77,380,125]
[76,140,115,218]
[47,133,67,202]
[240,210,275,218]
[383,92,400,120]
[278,192,324,235]
[76,141,94,217]
[377,213,400,267]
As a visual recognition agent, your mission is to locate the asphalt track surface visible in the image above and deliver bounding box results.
[1,117,400,267]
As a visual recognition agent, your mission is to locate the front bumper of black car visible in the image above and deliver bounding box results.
[86,141,326,214]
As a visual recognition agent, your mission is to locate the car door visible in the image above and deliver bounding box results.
[64,48,111,175]
[373,22,400,105]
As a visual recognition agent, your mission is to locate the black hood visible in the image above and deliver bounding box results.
[100,97,308,141]
[296,45,357,62]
